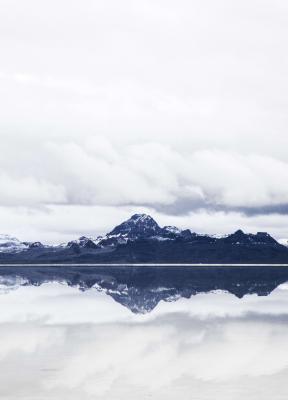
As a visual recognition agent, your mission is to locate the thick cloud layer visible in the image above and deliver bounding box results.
[1,0,288,240]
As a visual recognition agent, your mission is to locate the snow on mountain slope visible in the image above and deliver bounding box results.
[108,214,162,238]
[0,214,285,256]
[0,235,28,253]
[279,238,288,247]
[67,236,103,249]
[162,226,182,235]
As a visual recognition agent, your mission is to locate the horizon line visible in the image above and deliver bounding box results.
[1,263,288,267]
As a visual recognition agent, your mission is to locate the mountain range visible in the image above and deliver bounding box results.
[0,213,288,263]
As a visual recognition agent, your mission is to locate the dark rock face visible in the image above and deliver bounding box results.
[179,229,194,241]
[23,241,44,249]
[224,230,278,245]
[67,236,99,250]
[30,242,44,249]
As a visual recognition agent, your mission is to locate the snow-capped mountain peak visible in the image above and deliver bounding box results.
[67,236,102,249]
[130,214,155,223]
[108,213,162,238]
[0,234,28,253]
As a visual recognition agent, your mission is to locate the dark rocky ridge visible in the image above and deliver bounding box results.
[0,213,288,263]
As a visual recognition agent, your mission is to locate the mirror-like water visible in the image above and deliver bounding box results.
[0,266,288,399]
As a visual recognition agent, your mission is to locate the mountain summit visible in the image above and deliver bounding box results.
[224,230,279,245]
[108,213,162,238]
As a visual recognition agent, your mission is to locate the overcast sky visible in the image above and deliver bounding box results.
[1,0,288,243]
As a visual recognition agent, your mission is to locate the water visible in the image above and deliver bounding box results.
[0,266,288,399]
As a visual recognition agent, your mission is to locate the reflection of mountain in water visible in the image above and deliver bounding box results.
[0,266,288,313]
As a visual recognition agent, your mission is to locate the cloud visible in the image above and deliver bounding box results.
[2,139,288,214]
[0,172,66,206]
[1,0,288,238]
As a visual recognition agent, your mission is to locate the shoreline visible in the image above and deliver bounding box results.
[1,263,288,267]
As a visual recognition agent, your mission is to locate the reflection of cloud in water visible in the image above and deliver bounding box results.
[0,284,288,399]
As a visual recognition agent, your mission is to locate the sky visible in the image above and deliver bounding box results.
[1,0,288,243]
[1,282,288,398]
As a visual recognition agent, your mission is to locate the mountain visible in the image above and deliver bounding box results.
[0,214,287,263]
[67,236,100,250]
[162,225,182,237]
[96,214,175,247]
[223,230,279,245]
[0,234,29,253]
[108,213,162,237]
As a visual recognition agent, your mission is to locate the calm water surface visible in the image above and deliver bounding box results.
[0,266,287,400]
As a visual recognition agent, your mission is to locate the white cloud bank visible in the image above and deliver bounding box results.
[1,0,288,240]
